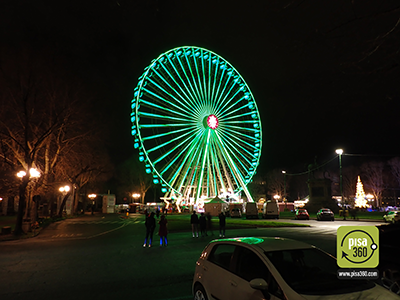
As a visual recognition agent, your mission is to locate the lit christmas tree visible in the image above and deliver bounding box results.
[355,176,368,208]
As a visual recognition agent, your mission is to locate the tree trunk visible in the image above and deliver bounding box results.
[57,192,71,217]
[14,177,29,235]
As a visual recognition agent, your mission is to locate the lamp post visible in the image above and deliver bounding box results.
[59,185,70,215]
[17,168,41,221]
[335,149,345,220]
[88,194,97,215]
[282,170,287,209]
[132,193,141,203]
[282,170,287,202]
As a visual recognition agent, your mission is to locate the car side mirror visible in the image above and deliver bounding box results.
[250,279,271,300]
[250,278,268,290]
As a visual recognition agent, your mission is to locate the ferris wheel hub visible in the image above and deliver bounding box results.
[206,114,219,129]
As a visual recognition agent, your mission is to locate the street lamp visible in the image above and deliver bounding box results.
[17,168,41,221]
[335,149,345,220]
[16,168,41,179]
[282,170,287,203]
[59,185,70,193]
[132,193,141,202]
[88,194,97,215]
[273,194,281,202]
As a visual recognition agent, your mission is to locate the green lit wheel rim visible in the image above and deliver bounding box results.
[131,46,262,202]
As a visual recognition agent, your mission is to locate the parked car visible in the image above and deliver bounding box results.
[193,237,399,300]
[376,224,400,295]
[316,208,334,221]
[295,208,309,220]
[230,208,242,218]
[383,211,400,224]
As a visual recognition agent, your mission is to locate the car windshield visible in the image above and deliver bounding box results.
[265,248,374,295]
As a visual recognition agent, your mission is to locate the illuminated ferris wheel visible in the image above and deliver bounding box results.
[131,46,262,205]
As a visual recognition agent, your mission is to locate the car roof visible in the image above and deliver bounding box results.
[210,237,314,252]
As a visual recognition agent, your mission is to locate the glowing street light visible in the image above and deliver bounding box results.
[88,194,97,215]
[59,185,70,193]
[16,168,41,179]
[273,194,281,201]
[282,170,286,202]
[16,171,26,178]
[335,149,345,219]
[132,193,140,201]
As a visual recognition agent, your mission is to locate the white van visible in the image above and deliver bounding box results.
[263,201,279,219]
[245,202,259,219]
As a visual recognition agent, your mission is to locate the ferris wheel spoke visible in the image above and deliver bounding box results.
[209,56,220,112]
[182,52,205,108]
[214,83,245,116]
[214,80,240,114]
[171,53,203,108]
[138,111,193,123]
[167,139,202,190]
[152,127,204,165]
[225,139,258,168]
[157,61,201,112]
[223,143,253,176]
[213,134,247,178]
[160,131,203,180]
[223,124,261,134]
[221,132,260,153]
[201,50,209,109]
[147,127,201,155]
[175,141,204,192]
[140,123,196,129]
[192,52,206,106]
[171,61,206,113]
[195,130,211,200]
[213,140,241,190]
[142,125,197,142]
[213,69,231,108]
[209,139,228,194]
[220,134,254,167]
[139,98,195,119]
[215,131,253,197]
[160,128,204,175]
[206,54,213,110]
[221,110,257,121]
[218,100,252,120]
[211,57,227,110]
[143,78,196,115]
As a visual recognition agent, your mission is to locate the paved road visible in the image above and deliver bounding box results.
[0,214,386,300]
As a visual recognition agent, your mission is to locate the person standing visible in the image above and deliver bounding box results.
[158,214,168,247]
[218,211,226,237]
[143,212,156,247]
[191,210,199,238]
[199,212,207,237]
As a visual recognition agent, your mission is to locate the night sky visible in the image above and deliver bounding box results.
[1,0,399,173]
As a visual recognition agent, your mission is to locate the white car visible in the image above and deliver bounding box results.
[383,211,400,224]
[193,237,400,300]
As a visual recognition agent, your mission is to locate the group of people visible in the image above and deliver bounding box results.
[143,211,168,248]
[190,211,226,238]
[143,209,228,248]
